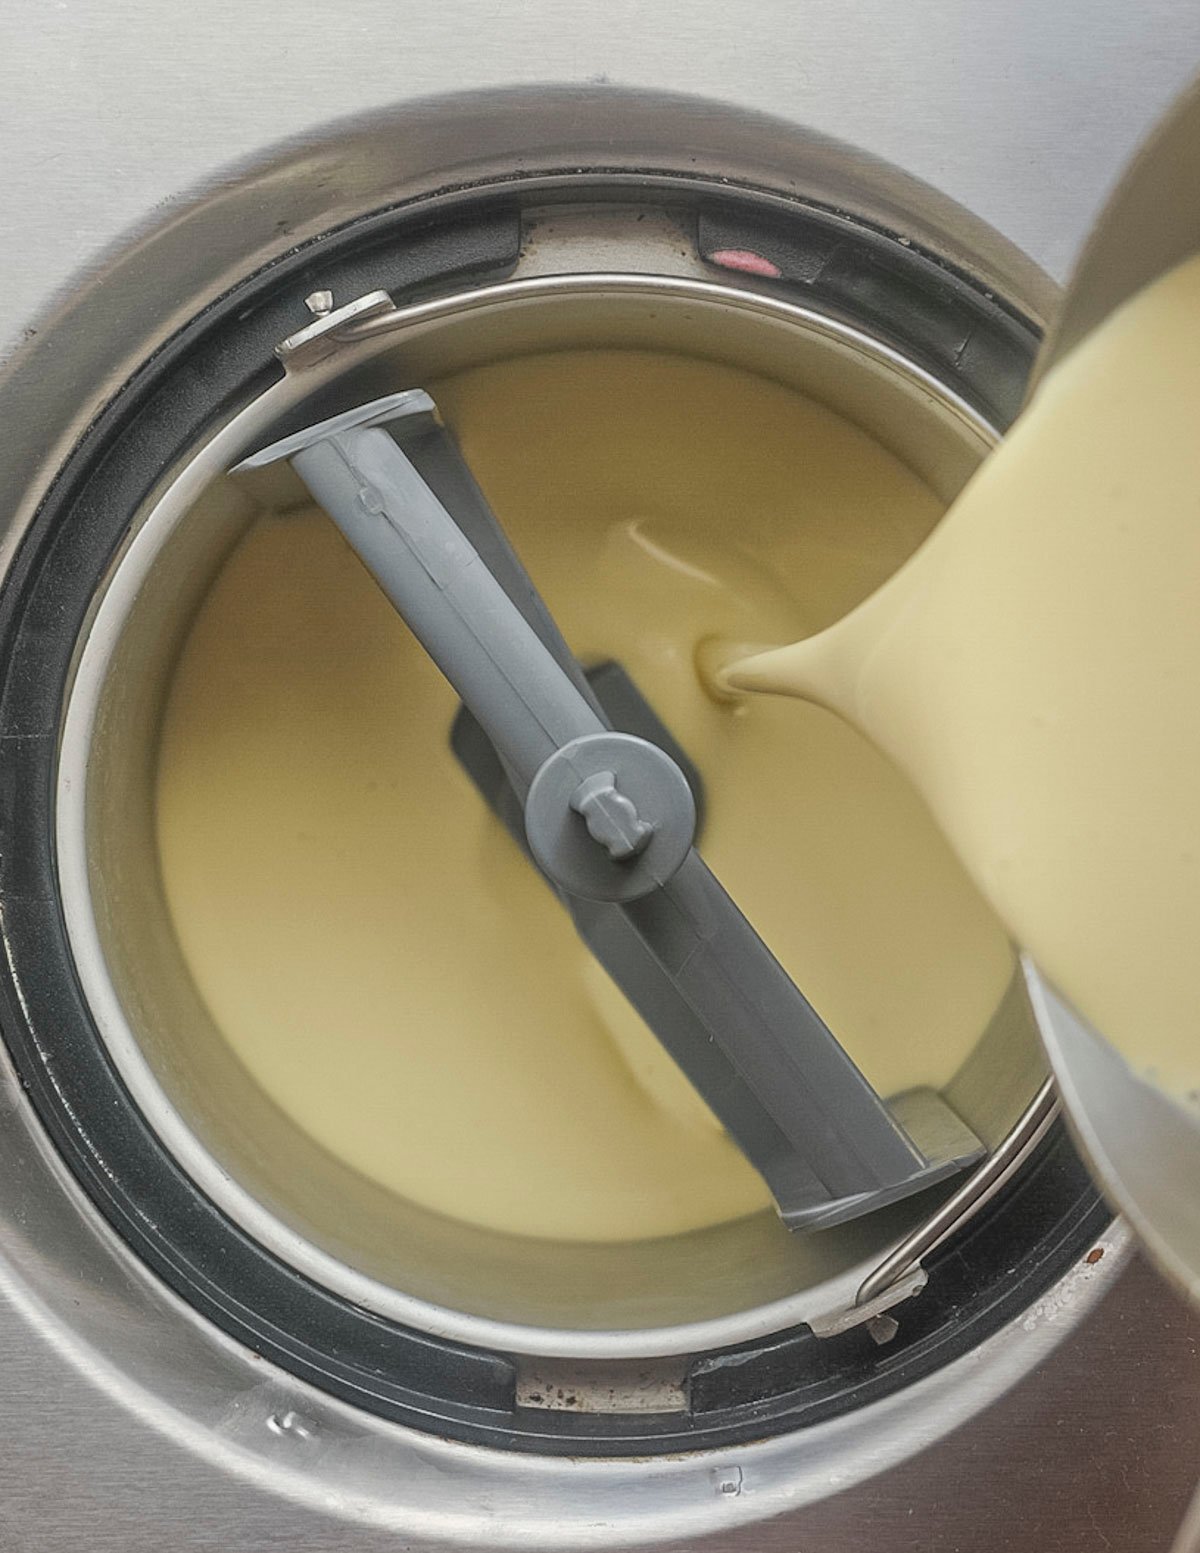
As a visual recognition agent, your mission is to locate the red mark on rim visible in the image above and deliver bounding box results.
[707,249,782,279]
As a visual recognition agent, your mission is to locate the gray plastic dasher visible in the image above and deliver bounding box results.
[234,390,983,1230]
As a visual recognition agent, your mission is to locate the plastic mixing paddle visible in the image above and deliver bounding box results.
[234,390,984,1230]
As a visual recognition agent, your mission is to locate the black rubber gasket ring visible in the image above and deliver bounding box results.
[0,175,1106,1453]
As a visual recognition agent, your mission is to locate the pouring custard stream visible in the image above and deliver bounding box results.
[722,253,1200,1105]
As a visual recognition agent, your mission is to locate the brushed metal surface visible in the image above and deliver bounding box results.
[2,1204,1195,1553]
[3,0,1200,364]
[3,7,1200,1549]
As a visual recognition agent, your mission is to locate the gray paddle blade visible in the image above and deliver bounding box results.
[234,391,984,1230]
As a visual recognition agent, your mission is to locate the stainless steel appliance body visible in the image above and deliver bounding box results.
[3,6,1200,1550]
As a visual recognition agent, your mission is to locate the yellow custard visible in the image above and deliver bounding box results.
[156,349,1014,1241]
